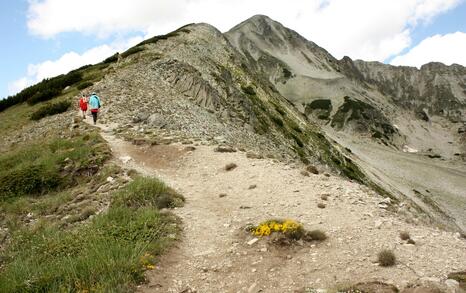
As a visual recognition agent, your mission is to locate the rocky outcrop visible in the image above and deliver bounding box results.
[352,60,466,123]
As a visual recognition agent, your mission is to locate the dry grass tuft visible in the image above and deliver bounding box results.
[317,203,326,209]
[305,229,327,241]
[320,194,329,201]
[400,231,410,240]
[377,249,396,267]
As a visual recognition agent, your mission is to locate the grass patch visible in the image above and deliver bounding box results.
[241,85,256,96]
[0,176,182,292]
[0,132,110,199]
[112,177,185,209]
[30,100,71,121]
[77,81,93,90]
[378,249,396,267]
[271,115,284,127]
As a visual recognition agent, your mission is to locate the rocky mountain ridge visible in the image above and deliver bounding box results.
[227,15,466,232]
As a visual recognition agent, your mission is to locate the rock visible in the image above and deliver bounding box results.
[402,286,443,293]
[147,113,166,128]
[132,138,146,145]
[219,193,227,198]
[349,282,398,293]
[184,146,196,151]
[445,279,460,293]
[106,176,114,183]
[132,112,150,123]
[375,220,383,229]
[246,152,263,159]
[247,238,259,245]
[380,197,392,204]
[248,184,257,190]
[225,163,237,171]
[214,145,237,153]
[306,165,319,174]
[379,203,389,209]
[214,136,226,143]
[119,156,132,164]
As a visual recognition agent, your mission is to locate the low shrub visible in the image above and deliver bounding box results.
[252,219,327,243]
[112,177,185,209]
[399,231,410,240]
[317,203,326,209]
[254,219,304,238]
[102,53,119,64]
[121,46,145,58]
[0,71,82,111]
[0,132,110,199]
[77,81,93,90]
[137,25,192,46]
[27,88,62,105]
[0,164,60,198]
[241,85,256,96]
[378,249,396,267]
[271,115,284,127]
[306,229,327,241]
[30,100,71,121]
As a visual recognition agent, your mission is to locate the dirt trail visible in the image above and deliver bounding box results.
[89,121,466,293]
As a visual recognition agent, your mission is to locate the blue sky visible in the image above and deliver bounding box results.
[1,0,465,99]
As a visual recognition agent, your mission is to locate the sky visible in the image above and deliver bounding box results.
[1,0,465,99]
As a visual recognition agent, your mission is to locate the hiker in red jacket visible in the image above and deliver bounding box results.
[78,94,88,119]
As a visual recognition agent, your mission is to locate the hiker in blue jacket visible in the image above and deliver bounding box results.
[88,92,101,125]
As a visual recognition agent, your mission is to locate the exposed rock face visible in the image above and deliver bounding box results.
[352,60,466,123]
[226,15,403,146]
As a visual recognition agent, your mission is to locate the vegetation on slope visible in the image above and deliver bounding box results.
[0,176,183,292]
[0,127,184,292]
[0,131,110,199]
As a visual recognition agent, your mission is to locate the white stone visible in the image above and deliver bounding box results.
[375,220,383,229]
[247,238,259,246]
[106,176,114,182]
[119,156,132,164]
[445,279,460,293]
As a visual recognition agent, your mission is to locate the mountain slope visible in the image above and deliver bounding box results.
[226,15,466,232]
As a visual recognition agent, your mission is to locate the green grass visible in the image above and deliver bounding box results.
[77,81,94,90]
[0,176,183,292]
[0,132,110,199]
[112,177,185,209]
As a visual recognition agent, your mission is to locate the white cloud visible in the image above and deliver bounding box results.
[27,0,462,62]
[8,77,33,96]
[8,36,142,95]
[391,32,466,68]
